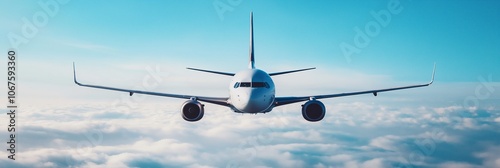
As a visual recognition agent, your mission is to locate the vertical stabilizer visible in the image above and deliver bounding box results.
[249,12,255,69]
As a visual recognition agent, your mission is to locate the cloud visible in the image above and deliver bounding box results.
[369,135,406,152]
[474,146,500,168]
[434,106,463,115]
[340,158,388,168]
[1,95,500,167]
[360,158,387,168]
[438,162,480,168]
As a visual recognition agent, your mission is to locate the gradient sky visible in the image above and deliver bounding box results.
[1,0,500,168]
[1,0,499,82]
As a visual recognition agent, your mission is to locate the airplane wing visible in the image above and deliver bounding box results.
[274,64,436,106]
[73,63,229,106]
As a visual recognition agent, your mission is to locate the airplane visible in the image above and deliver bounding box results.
[73,12,435,122]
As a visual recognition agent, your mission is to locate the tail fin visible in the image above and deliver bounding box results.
[249,12,255,69]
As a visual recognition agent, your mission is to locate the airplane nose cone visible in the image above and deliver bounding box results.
[240,90,269,113]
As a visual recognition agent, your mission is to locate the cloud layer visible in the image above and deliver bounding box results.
[1,96,500,167]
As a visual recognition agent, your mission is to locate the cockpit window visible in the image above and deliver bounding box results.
[240,82,251,87]
[236,82,270,88]
[252,82,266,88]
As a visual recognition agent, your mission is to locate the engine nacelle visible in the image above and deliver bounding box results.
[181,100,204,122]
[301,100,326,122]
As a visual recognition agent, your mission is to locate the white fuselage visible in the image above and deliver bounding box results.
[229,69,275,113]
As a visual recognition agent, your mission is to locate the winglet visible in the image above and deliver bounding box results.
[73,62,81,85]
[429,63,436,85]
[248,11,255,69]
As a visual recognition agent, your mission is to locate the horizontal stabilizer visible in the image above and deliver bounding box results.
[269,67,316,76]
[187,67,235,76]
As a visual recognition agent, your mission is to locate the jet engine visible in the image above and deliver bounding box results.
[181,100,204,122]
[301,100,326,122]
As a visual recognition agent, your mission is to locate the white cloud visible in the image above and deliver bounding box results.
[313,163,328,168]
[327,154,353,162]
[414,130,459,143]
[361,158,387,168]
[475,146,500,168]
[463,118,477,129]
[280,130,323,141]
[343,158,387,168]
[2,95,500,167]
[369,135,401,151]
[438,162,479,168]
[434,106,463,115]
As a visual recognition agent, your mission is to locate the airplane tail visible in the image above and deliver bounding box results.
[247,12,316,75]
[249,12,255,69]
[184,12,256,76]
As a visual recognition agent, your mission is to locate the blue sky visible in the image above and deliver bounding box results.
[1,0,500,168]
[1,0,499,82]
